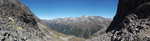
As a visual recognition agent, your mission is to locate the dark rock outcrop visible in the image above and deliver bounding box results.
[106,0,150,41]
[87,0,150,41]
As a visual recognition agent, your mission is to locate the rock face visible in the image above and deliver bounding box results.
[0,0,87,41]
[0,0,86,41]
[106,0,150,41]
[42,16,111,38]
[87,0,150,41]
[0,0,51,41]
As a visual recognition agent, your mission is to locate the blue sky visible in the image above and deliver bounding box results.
[21,0,118,19]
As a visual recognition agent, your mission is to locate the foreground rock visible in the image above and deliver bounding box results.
[106,0,150,41]
[0,0,85,41]
[87,0,150,41]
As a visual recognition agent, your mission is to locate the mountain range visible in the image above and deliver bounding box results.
[42,16,112,38]
[1,0,150,41]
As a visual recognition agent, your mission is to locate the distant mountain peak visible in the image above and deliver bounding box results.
[42,16,112,38]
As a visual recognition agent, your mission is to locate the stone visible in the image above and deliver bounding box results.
[87,0,150,41]
[106,0,150,41]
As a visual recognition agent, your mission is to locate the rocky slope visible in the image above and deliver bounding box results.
[0,0,85,41]
[87,0,150,41]
[42,16,111,38]
[4,0,150,41]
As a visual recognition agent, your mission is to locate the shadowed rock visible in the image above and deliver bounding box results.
[86,0,150,41]
[106,0,150,41]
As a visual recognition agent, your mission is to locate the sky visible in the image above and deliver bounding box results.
[21,0,118,19]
